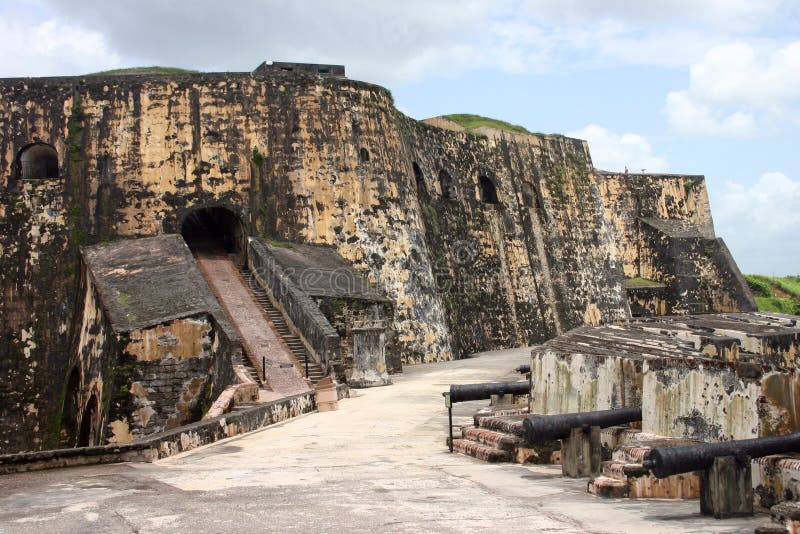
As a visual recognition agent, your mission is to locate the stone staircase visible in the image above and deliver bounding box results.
[588,431,702,499]
[237,265,327,384]
[449,404,560,464]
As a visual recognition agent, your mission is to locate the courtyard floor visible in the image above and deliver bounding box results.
[0,347,767,533]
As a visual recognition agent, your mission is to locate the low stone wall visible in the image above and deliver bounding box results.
[531,347,644,414]
[531,314,800,441]
[644,359,800,441]
[0,391,315,475]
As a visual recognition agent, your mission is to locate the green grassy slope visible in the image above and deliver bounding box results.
[87,67,199,76]
[744,274,800,314]
[443,114,533,135]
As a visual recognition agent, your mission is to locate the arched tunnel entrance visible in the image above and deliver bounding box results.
[181,207,247,259]
[77,394,100,447]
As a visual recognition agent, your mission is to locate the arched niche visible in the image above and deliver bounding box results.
[412,162,426,194]
[478,175,499,204]
[17,142,59,180]
[61,366,81,446]
[521,182,541,209]
[439,169,457,200]
[77,394,100,447]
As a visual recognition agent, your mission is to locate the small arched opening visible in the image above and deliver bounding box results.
[412,162,426,194]
[77,394,100,447]
[439,169,457,200]
[359,147,370,162]
[521,182,541,209]
[478,175,499,204]
[18,142,59,180]
[61,366,81,446]
[181,206,247,258]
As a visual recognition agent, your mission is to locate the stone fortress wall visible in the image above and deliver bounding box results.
[0,66,753,452]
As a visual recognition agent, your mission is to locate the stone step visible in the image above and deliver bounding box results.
[591,459,700,499]
[473,404,530,425]
[770,501,800,533]
[612,444,652,464]
[588,476,629,498]
[237,267,327,385]
[451,439,511,463]
[611,435,700,463]
[601,460,649,481]
[753,455,800,509]
[601,426,642,451]
[463,428,523,452]
[476,415,526,437]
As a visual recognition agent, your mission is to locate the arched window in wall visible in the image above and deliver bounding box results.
[439,169,457,200]
[478,175,499,204]
[412,162,426,194]
[521,182,542,209]
[359,147,370,162]
[19,142,59,179]
[61,366,81,446]
[77,394,100,447]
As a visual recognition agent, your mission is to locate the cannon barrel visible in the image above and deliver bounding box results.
[514,365,531,374]
[523,406,642,443]
[642,433,800,479]
[448,381,529,403]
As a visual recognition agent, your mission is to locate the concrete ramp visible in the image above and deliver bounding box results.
[193,250,312,401]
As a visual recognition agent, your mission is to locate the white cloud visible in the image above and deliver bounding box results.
[0,0,788,83]
[665,91,757,136]
[0,17,121,77]
[567,124,668,173]
[517,0,782,27]
[665,41,800,136]
[711,172,800,275]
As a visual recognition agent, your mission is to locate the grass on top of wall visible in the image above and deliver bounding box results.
[443,114,533,135]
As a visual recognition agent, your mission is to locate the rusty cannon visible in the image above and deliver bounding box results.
[522,406,642,478]
[522,406,642,443]
[443,381,529,452]
[643,433,800,479]
[642,433,800,518]
[448,381,529,403]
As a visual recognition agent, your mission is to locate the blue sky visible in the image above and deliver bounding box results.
[1,0,798,275]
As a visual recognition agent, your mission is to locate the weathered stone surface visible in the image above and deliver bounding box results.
[531,313,800,442]
[348,321,390,388]
[82,235,229,333]
[0,68,753,452]
[700,455,754,518]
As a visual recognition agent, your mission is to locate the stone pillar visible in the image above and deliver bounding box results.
[347,320,391,388]
[490,393,515,406]
[315,376,339,412]
[700,455,753,518]
[561,426,602,478]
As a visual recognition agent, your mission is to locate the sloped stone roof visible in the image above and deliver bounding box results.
[265,242,387,301]
[82,235,225,332]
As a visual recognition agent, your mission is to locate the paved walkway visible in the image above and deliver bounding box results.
[194,250,310,401]
[0,348,766,533]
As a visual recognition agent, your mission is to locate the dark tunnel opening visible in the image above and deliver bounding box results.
[180,207,246,258]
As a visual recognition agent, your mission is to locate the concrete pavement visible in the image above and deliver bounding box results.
[0,347,767,533]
